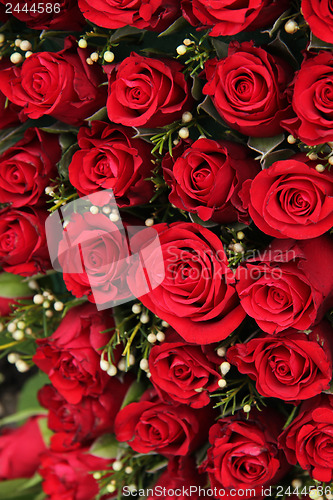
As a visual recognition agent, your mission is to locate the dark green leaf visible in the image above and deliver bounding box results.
[132,127,161,139]
[146,459,168,473]
[157,17,188,37]
[57,143,80,180]
[267,33,298,69]
[261,9,292,37]
[189,213,219,228]
[211,38,229,59]
[197,96,228,127]
[191,75,202,101]
[85,106,108,122]
[308,33,333,50]
[262,148,294,169]
[0,125,26,154]
[59,133,77,152]
[110,26,142,43]
[247,134,285,159]
[40,122,79,134]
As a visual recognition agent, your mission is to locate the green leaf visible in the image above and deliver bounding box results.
[0,125,26,154]
[17,371,50,413]
[85,106,108,122]
[247,134,285,159]
[59,133,77,152]
[262,148,294,169]
[110,26,142,43]
[40,122,79,134]
[283,405,299,429]
[189,213,219,228]
[267,33,298,69]
[0,475,43,499]
[211,39,229,59]
[261,9,292,37]
[191,75,202,101]
[197,96,228,127]
[146,459,168,473]
[38,416,53,448]
[39,30,73,39]
[89,433,119,459]
[120,380,146,409]
[57,142,80,180]
[0,273,31,298]
[157,16,188,37]
[132,127,161,139]
[0,408,47,427]
[308,33,333,50]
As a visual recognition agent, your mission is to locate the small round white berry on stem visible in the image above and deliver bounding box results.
[178,127,189,139]
[104,51,115,63]
[176,45,187,56]
[284,19,299,34]
[78,39,88,49]
[10,52,23,64]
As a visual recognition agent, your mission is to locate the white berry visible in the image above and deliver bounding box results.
[176,45,187,56]
[178,127,189,139]
[104,51,115,63]
[10,52,23,64]
[20,40,32,51]
[78,39,88,49]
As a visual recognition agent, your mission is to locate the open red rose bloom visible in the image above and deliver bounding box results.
[0,2,332,499]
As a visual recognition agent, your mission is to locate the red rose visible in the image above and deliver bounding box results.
[38,376,134,450]
[0,207,50,276]
[68,121,154,206]
[240,154,333,239]
[148,329,221,408]
[203,42,293,137]
[163,138,260,223]
[236,237,333,334]
[56,211,135,305]
[201,409,289,497]
[227,320,333,402]
[0,59,23,129]
[105,53,193,128]
[0,128,60,208]
[115,389,215,456]
[282,51,333,145]
[149,330,222,408]
[181,0,289,37]
[129,222,245,344]
[147,457,206,500]
[0,0,85,30]
[0,417,47,480]
[33,304,117,404]
[39,448,112,500]
[78,0,180,31]
[279,394,333,482]
[302,0,333,44]
[0,36,107,126]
